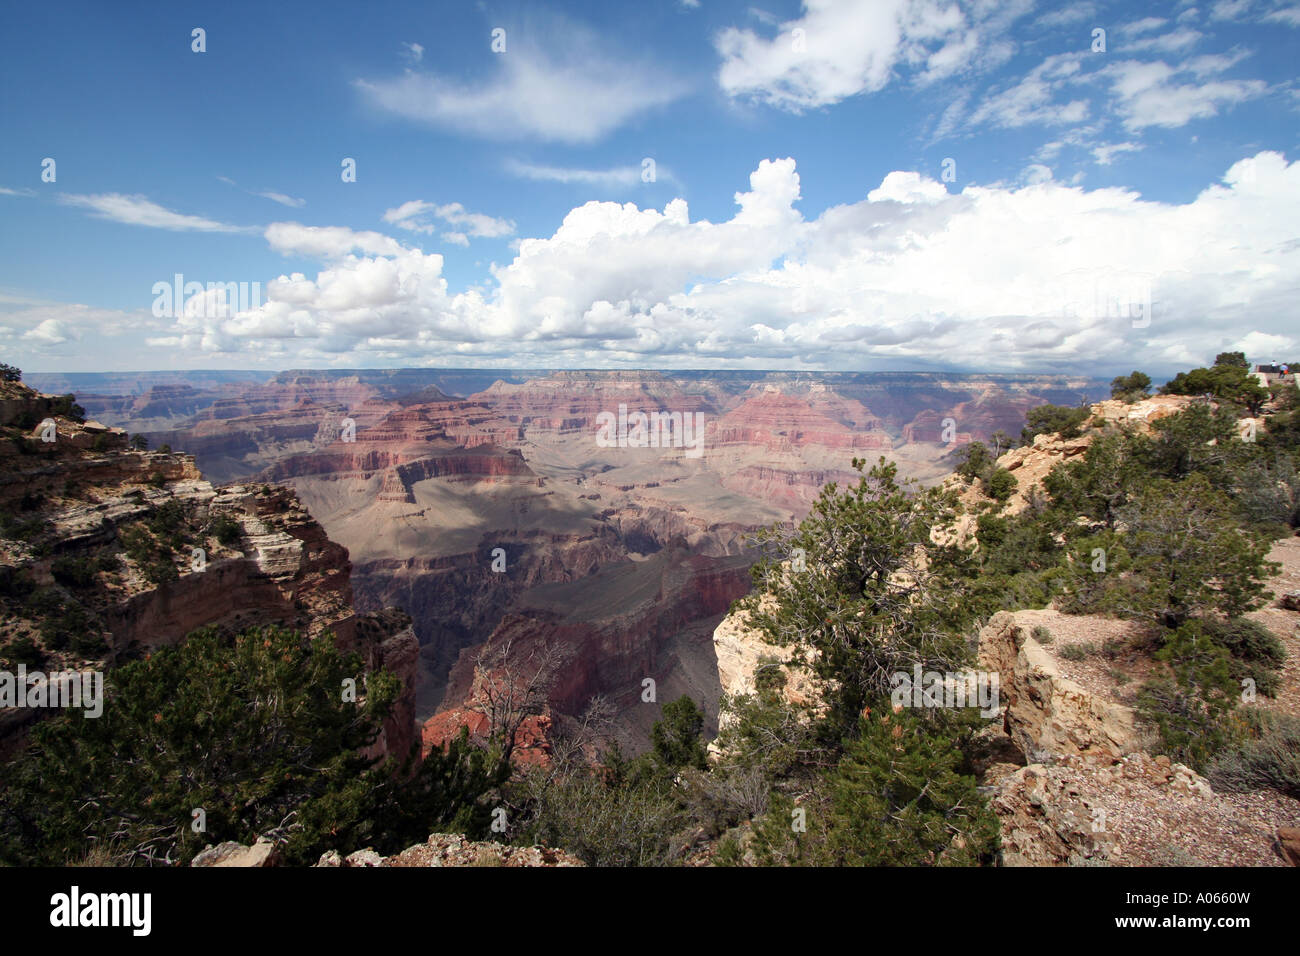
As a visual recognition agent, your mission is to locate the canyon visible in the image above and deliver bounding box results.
[0,379,417,762]
[31,368,1108,753]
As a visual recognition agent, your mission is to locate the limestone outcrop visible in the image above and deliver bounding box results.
[712,598,819,724]
[978,611,1140,761]
[191,838,283,868]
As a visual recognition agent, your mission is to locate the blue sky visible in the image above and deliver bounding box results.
[1,0,1298,376]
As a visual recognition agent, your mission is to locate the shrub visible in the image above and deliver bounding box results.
[1110,371,1151,403]
[1042,432,1143,528]
[1021,404,1091,444]
[147,499,188,537]
[50,556,97,589]
[1214,351,1249,369]
[0,363,20,383]
[118,525,151,564]
[817,711,999,866]
[1136,621,1239,770]
[1,634,45,667]
[0,565,35,599]
[210,512,242,547]
[36,597,96,653]
[739,711,999,867]
[738,457,970,735]
[1196,617,1285,697]
[651,695,708,771]
[70,631,109,657]
[1061,476,1277,628]
[50,395,85,423]
[1230,454,1300,532]
[511,756,688,867]
[985,467,1017,501]
[954,442,995,481]
[142,555,179,586]
[0,625,479,866]
[1161,364,1267,415]
[1140,403,1248,485]
[1031,625,1054,644]
[1208,710,1300,798]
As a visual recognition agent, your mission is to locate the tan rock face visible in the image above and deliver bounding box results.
[712,599,818,722]
[191,838,282,867]
[978,611,1139,761]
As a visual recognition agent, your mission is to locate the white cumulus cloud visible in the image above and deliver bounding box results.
[152,153,1300,375]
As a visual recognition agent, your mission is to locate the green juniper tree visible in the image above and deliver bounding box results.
[0,625,503,865]
[738,457,972,738]
[1110,370,1151,403]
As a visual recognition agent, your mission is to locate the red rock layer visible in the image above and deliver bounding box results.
[709,391,892,451]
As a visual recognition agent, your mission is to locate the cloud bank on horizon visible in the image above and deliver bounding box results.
[1,0,1298,376]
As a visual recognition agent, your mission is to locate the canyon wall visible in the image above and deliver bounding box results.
[0,381,418,764]
[44,369,1108,756]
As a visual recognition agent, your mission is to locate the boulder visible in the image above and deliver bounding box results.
[191,838,281,867]
[1277,828,1300,866]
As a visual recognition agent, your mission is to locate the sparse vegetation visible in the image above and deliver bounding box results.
[1208,710,1300,799]
[0,634,45,668]
[50,555,98,589]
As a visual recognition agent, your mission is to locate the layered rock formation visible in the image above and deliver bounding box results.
[423,545,753,755]
[0,380,418,763]
[46,369,1108,757]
